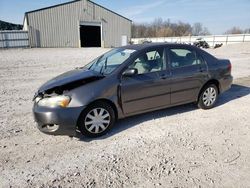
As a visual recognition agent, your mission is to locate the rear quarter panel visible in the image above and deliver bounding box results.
[200,49,233,93]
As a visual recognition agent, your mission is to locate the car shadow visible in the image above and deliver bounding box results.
[216,84,250,106]
[76,84,250,142]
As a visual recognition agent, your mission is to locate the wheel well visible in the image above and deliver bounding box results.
[198,79,220,100]
[86,99,118,120]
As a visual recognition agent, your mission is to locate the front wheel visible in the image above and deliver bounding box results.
[198,84,218,110]
[78,102,115,138]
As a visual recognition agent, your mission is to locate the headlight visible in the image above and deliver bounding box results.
[37,96,71,108]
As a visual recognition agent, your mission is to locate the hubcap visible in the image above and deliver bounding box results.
[84,108,111,134]
[203,87,217,106]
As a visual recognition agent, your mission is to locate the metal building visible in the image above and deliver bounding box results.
[23,0,132,48]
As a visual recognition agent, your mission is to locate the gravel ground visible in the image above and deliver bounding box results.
[0,44,250,187]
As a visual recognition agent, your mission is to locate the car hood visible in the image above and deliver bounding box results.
[37,68,104,95]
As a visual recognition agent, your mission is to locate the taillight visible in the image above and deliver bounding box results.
[228,62,232,73]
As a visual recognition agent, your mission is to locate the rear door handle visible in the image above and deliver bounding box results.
[160,74,169,79]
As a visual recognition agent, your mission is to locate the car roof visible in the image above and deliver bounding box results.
[121,43,196,51]
[119,42,217,61]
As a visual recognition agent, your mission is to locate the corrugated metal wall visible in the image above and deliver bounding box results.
[0,30,29,48]
[26,0,131,48]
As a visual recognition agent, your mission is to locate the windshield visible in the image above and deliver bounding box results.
[85,48,136,75]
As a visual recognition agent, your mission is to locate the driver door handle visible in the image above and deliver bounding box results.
[199,67,205,73]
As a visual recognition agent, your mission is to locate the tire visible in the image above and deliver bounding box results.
[198,84,218,110]
[77,102,115,138]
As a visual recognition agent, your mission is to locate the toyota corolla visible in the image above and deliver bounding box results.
[33,43,233,137]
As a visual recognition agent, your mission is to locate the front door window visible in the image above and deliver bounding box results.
[129,49,165,74]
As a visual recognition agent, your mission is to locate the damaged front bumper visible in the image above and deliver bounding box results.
[33,104,85,136]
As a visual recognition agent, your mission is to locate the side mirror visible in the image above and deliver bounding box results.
[122,68,138,77]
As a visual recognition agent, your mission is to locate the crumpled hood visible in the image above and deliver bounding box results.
[38,69,104,94]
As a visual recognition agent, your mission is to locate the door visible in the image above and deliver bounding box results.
[120,47,171,115]
[168,47,208,105]
[121,35,128,46]
[80,25,101,47]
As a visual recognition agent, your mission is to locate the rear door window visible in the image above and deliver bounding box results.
[169,48,202,68]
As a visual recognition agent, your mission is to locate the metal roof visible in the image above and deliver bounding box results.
[25,0,132,22]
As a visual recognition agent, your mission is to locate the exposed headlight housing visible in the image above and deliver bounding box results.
[37,96,71,108]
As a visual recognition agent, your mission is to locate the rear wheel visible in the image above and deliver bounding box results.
[78,102,115,138]
[198,84,218,109]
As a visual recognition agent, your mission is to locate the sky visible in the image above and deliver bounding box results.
[0,0,250,34]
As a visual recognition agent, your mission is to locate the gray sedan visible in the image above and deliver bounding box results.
[33,43,233,137]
